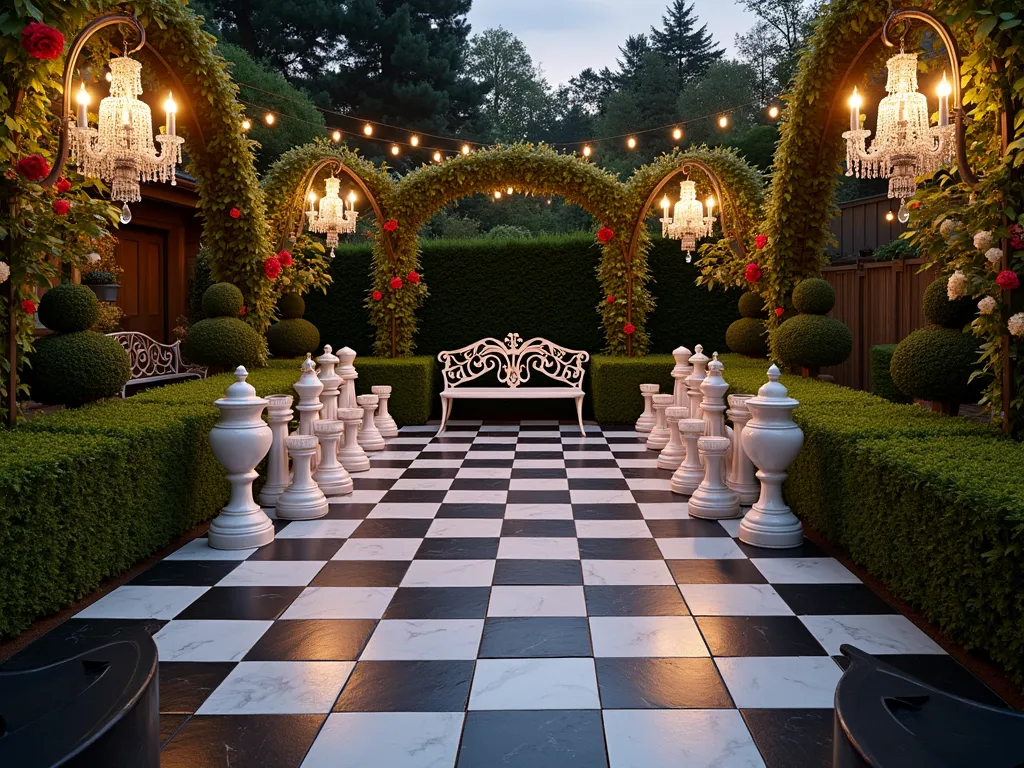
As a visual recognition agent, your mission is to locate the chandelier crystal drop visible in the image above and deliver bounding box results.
[70,54,184,224]
[660,179,716,263]
[842,51,954,209]
[306,176,357,257]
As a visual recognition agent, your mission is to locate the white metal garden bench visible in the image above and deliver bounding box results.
[108,331,207,397]
[437,333,590,435]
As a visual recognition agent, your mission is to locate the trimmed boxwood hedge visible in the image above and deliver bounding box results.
[869,344,910,403]
[591,355,676,424]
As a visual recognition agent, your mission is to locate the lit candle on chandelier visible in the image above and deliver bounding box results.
[76,82,90,129]
[936,73,951,127]
[308,191,317,216]
[848,87,862,132]
[347,191,357,212]
[164,92,177,137]
[661,195,670,217]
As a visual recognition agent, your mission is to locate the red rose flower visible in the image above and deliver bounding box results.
[997,270,1019,291]
[21,299,36,315]
[239,305,247,316]
[264,256,282,280]
[372,290,383,301]
[407,270,420,284]
[754,234,768,250]
[1010,224,1024,250]
[229,207,241,219]
[383,219,398,233]
[390,276,403,290]
[623,322,636,336]
[597,227,615,244]
[774,307,785,317]
[21,22,64,60]
[606,295,615,304]
[52,199,69,216]
[277,250,293,267]
[56,177,71,194]
[16,154,50,182]
[909,202,921,210]
[744,262,762,283]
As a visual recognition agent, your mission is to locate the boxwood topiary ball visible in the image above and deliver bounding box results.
[726,317,768,358]
[772,314,853,368]
[277,292,306,320]
[266,318,321,358]
[27,331,130,406]
[182,316,262,367]
[923,277,975,329]
[37,283,99,333]
[890,327,978,403]
[792,278,835,315]
[202,282,244,318]
[737,291,766,319]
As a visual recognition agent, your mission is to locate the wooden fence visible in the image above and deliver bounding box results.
[828,193,908,258]
[821,258,938,391]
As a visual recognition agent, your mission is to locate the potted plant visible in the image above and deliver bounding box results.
[81,269,119,302]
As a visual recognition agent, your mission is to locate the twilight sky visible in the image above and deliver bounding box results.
[466,0,756,86]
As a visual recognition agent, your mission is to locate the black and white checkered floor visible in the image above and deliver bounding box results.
[12,420,1004,767]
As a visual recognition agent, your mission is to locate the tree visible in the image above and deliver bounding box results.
[650,0,725,86]
[735,20,784,107]
[605,34,653,91]
[676,60,758,146]
[468,28,551,143]
[735,0,817,93]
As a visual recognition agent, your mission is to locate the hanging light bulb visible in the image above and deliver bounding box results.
[332,130,342,142]
[660,180,716,262]
[390,145,400,156]
[461,144,471,155]
[363,123,373,136]
[768,105,779,119]
[433,150,442,162]
[672,127,683,141]
[506,186,513,195]
[307,176,358,257]
[886,210,895,222]
[718,115,728,128]
[104,70,113,82]
[264,112,275,125]
[493,190,502,199]
[583,145,592,158]
[627,136,637,149]
[410,135,420,147]
[241,118,251,131]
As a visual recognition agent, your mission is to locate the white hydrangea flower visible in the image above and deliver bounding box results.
[1009,312,1024,338]
[986,247,1004,264]
[86,252,101,263]
[0,262,9,284]
[978,296,997,315]
[947,270,969,300]
[939,218,957,238]
[974,230,993,251]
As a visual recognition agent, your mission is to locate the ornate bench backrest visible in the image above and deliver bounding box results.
[437,333,590,390]
[108,331,183,380]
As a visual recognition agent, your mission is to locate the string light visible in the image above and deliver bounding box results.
[332,130,342,142]
[390,145,400,156]
[104,71,112,82]
[886,210,895,222]
[461,144,471,155]
[506,186,513,195]
[627,136,637,149]
[241,118,251,131]
[265,112,275,126]
[410,135,420,147]
[363,123,373,136]
[768,105,779,119]
[672,127,683,140]
[718,115,728,128]
[493,190,502,199]
[582,145,592,158]
[546,199,552,205]
[433,151,442,163]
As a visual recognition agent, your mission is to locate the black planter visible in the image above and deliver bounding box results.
[85,283,119,302]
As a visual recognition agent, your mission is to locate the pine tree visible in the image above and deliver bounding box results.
[649,0,725,86]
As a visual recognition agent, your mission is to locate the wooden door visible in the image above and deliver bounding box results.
[116,227,167,341]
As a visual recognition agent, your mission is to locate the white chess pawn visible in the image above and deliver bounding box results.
[635,384,659,433]
[671,347,692,409]
[312,420,353,496]
[646,394,674,451]
[317,345,342,422]
[337,406,371,472]
[671,418,705,495]
[657,406,687,471]
[337,346,358,410]
[372,385,399,437]
[258,394,294,508]
[685,344,709,432]
[700,352,729,438]
[275,434,329,520]
[687,435,740,519]
[293,354,323,438]
[356,394,386,451]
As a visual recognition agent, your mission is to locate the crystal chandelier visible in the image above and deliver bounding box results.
[70,52,184,224]
[306,176,357,257]
[842,50,954,222]
[660,179,716,263]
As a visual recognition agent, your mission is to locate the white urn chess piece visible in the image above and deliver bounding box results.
[685,345,709,429]
[372,385,399,437]
[338,406,371,472]
[687,435,740,519]
[699,353,729,438]
[317,345,342,422]
[356,394,386,451]
[275,435,329,520]
[671,347,692,409]
[726,394,760,505]
[646,394,674,451]
[258,394,294,509]
[337,346,358,410]
[208,367,275,549]
[294,354,323,437]
[657,406,687,470]
[739,365,805,548]
[312,420,353,496]
[635,384,660,433]
[671,418,705,495]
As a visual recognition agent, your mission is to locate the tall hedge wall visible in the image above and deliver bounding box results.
[305,235,741,358]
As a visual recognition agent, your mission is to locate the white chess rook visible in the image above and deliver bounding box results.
[671,418,706,496]
[337,346,358,410]
[357,394,386,451]
[258,394,294,508]
[312,420,353,496]
[646,394,674,451]
[685,345,709,431]
[635,383,660,433]
[700,352,729,438]
[317,345,342,422]
[372,385,399,437]
[687,435,741,519]
[338,406,371,472]
[671,346,692,408]
[275,434,329,520]
[726,394,760,505]
[657,406,687,471]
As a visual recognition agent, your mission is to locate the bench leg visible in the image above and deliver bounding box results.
[439,397,451,434]
[575,396,585,437]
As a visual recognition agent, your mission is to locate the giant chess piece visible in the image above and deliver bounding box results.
[338,406,371,472]
[685,345,709,430]
[356,394,386,451]
[699,352,729,438]
[671,418,705,495]
[671,346,692,409]
[275,435,329,520]
[294,354,323,438]
[372,385,399,438]
[317,345,342,422]
[635,384,660,433]
[646,394,674,451]
[258,394,294,509]
[657,406,687,471]
[208,367,275,549]
[312,420,353,496]
[726,394,760,505]
[337,346,358,411]
[739,365,805,548]
[687,435,740,519]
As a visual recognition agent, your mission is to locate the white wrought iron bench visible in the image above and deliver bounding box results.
[437,333,590,435]
[108,331,207,397]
